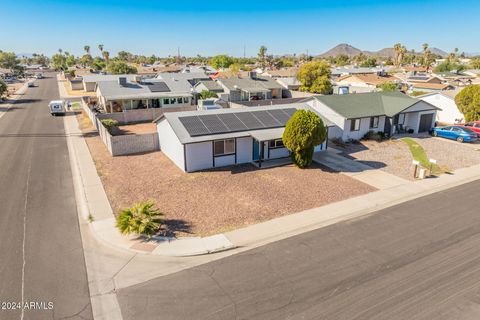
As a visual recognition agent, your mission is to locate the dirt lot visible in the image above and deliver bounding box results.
[77,111,376,236]
[116,122,157,135]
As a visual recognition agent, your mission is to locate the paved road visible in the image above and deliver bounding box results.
[0,75,93,319]
[118,179,480,320]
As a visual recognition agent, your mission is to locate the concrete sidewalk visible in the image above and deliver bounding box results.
[64,113,235,256]
[66,112,480,258]
[313,149,409,189]
[0,81,29,120]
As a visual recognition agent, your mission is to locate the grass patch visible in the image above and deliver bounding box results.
[401,138,443,175]
[71,102,81,110]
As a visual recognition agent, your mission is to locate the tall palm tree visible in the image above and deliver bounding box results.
[58,48,63,54]
[84,45,90,55]
[98,44,104,54]
[102,51,110,64]
[393,43,402,67]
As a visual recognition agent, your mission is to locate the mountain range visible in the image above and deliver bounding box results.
[319,43,450,58]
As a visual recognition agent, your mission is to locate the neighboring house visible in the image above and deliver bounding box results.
[0,68,13,79]
[418,89,464,124]
[193,79,225,95]
[156,71,210,86]
[406,74,453,92]
[307,92,439,141]
[276,77,301,91]
[68,77,84,90]
[181,65,217,75]
[82,74,139,92]
[330,67,385,79]
[334,73,400,91]
[216,72,285,102]
[262,68,298,78]
[155,104,333,172]
[95,77,193,113]
[464,69,480,77]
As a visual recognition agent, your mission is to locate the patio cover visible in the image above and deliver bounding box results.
[249,128,285,142]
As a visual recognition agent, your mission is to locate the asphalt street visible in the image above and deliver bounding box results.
[118,179,480,320]
[0,75,93,319]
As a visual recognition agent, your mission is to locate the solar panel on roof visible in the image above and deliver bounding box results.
[266,109,291,124]
[198,114,229,134]
[179,116,210,136]
[178,108,298,137]
[218,113,248,131]
[147,82,170,92]
[235,112,264,130]
[252,110,282,127]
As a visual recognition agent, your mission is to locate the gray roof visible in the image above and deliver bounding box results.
[97,78,192,100]
[158,103,333,144]
[82,74,139,83]
[218,76,283,92]
[331,67,384,76]
[195,80,224,91]
[314,92,439,119]
[156,72,210,82]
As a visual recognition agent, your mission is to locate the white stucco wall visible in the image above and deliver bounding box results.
[214,155,236,167]
[307,99,345,129]
[419,94,463,124]
[342,116,386,141]
[236,137,253,164]
[268,147,290,159]
[185,142,213,172]
[157,119,185,171]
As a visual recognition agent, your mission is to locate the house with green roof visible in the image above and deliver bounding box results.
[307,92,439,141]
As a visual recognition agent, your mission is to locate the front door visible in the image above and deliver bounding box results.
[384,117,392,136]
[419,113,433,133]
[253,139,260,161]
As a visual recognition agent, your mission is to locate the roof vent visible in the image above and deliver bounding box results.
[248,71,257,79]
[118,77,127,86]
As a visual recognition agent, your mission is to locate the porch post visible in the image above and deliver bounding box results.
[259,141,264,168]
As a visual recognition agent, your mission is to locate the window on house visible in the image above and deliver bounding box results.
[163,98,170,105]
[269,139,284,149]
[170,98,177,104]
[350,119,361,131]
[214,139,235,156]
[370,116,379,128]
[183,97,189,103]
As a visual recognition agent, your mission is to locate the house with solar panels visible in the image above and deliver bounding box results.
[95,76,194,113]
[155,104,333,172]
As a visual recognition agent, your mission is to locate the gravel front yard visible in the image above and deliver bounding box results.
[413,137,480,171]
[338,139,415,180]
[77,112,376,236]
[336,136,480,181]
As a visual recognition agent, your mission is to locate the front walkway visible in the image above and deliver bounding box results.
[313,149,409,189]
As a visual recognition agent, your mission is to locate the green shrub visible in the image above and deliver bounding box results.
[199,90,218,99]
[362,130,386,141]
[116,200,164,238]
[101,118,119,133]
[283,110,327,168]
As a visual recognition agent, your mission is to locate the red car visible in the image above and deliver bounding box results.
[462,121,480,135]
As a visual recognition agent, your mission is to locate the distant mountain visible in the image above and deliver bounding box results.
[429,47,449,58]
[319,43,362,57]
[364,48,396,58]
[318,43,451,59]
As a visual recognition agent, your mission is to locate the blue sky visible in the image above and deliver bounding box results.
[1,0,478,57]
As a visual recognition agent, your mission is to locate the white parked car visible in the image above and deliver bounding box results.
[48,100,66,116]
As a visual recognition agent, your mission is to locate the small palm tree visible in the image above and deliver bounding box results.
[116,201,164,237]
[102,51,110,64]
[98,44,104,53]
[84,45,90,55]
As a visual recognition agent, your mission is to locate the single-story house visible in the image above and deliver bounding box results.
[409,82,454,92]
[155,104,333,172]
[334,73,400,90]
[82,74,138,92]
[96,77,193,113]
[193,80,225,94]
[418,89,463,124]
[307,91,439,141]
[181,65,217,75]
[276,77,301,91]
[262,68,298,78]
[156,71,210,86]
[216,72,285,102]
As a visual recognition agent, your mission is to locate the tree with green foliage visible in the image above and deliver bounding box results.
[199,90,218,99]
[83,45,90,55]
[116,200,164,238]
[51,53,67,70]
[0,79,7,100]
[0,51,23,74]
[360,57,377,67]
[283,110,327,168]
[106,61,137,74]
[470,58,480,70]
[434,61,465,73]
[258,45,267,68]
[91,57,106,71]
[455,85,480,121]
[334,54,350,66]
[79,54,93,67]
[117,51,131,62]
[377,82,398,92]
[209,54,234,69]
[297,60,332,94]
